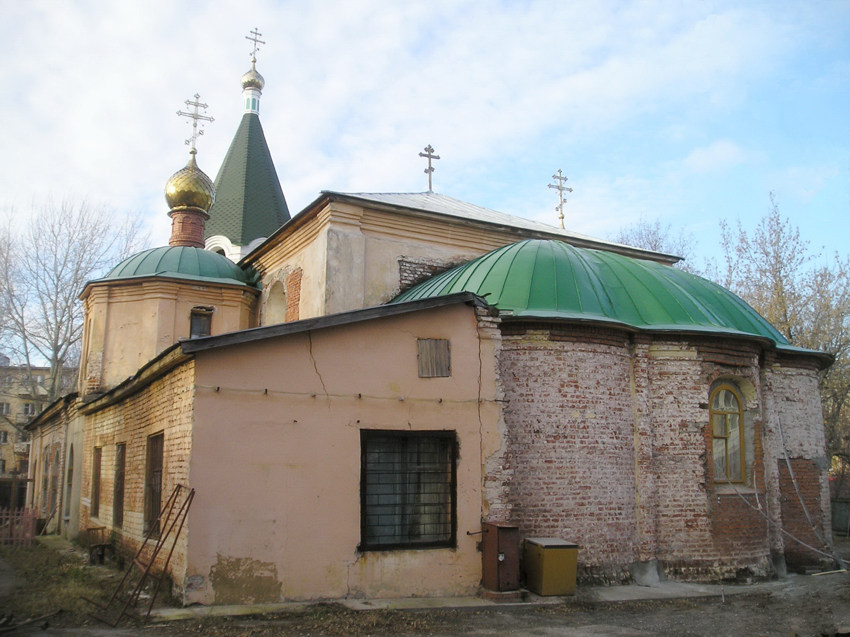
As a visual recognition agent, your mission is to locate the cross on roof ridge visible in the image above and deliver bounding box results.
[548,169,573,229]
[419,144,440,192]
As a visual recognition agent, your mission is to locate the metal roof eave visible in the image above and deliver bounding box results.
[180,291,490,354]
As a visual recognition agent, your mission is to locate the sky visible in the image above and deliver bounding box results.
[1,0,848,269]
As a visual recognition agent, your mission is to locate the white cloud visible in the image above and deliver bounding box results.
[0,0,847,263]
[683,140,747,173]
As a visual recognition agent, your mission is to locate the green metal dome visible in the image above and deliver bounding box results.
[393,239,793,347]
[102,246,252,286]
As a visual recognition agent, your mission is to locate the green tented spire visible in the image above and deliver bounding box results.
[205,112,290,245]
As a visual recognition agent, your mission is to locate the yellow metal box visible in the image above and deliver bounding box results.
[523,537,578,595]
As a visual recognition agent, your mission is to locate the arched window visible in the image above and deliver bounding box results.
[710,384,745,483]
[264,280,287,325]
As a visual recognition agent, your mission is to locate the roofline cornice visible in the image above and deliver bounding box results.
[500,315,834,369]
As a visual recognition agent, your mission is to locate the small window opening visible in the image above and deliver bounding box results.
[190,306,214,339]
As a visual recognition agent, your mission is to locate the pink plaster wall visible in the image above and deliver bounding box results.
[186,302,502,604]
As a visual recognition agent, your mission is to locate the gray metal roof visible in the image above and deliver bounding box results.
[322,191,680,263]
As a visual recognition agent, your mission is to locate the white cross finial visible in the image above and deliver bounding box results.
[177,94,214,155]
[419,145,441,192]
[548,169,573,229]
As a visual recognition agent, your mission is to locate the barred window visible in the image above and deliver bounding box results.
[360,430,456,551]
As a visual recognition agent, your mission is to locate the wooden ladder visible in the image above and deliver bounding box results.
[86,484,195,626]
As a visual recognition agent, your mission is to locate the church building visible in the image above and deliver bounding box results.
[26,37,835,605]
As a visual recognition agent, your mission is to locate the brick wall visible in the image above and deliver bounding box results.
[778,458,828,569]
[80,359,195,585]
[397,256,462,294]
[285,268,302,322]
[496,327,639,583]
[489,324,825,583]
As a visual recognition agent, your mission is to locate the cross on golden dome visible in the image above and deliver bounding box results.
[177,94,214,155]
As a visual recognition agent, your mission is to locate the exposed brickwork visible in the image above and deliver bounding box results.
[168,209,209,248]
[397,256,462,294]
[778,458,828,569]
[496,327,638,583]
[284,268,302,322]
[487,322,827,584]
[80,360,195,586]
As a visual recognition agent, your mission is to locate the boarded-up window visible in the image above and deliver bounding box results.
[417,339,451,378]
[91,447,102,518]
[113,443,126,528]
[360,430,456,550]
[144,433,164,537]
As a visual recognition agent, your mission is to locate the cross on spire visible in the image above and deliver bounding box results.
[548,169,573,229]
[246,28,265,62]
[419,145,440,192]
[177,93,214,154]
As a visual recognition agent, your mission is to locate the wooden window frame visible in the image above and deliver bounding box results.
[359,429,457,552]
[710,384,745,483]
[189,307,213,339]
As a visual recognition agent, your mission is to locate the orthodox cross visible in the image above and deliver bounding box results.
[177,94,214,154]
[548,169,573,229]
[419,145,440,192]
[246,28,265,60]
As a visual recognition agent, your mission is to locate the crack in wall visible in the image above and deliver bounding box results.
[307,331,328,396]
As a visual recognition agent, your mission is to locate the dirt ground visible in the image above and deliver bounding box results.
[1,538,849,636]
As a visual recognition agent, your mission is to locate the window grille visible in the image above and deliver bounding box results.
[417,339,451,378]
[360,430,456,550]
[0,403,10,416]
[0,431,7,444]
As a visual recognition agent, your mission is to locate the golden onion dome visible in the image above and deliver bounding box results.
[165,152,216,212]
[241,60,265,91]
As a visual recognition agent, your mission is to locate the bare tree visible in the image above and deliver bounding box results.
[612,217,700,273]
[716,193,850,471]
[0,200,148,405]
